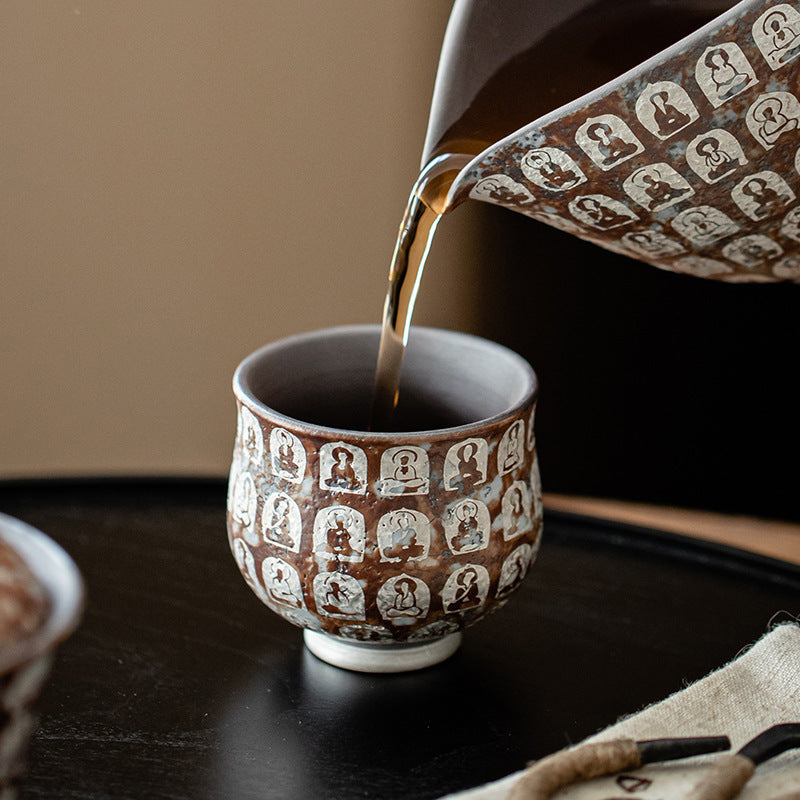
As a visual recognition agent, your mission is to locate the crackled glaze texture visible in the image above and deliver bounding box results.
[227,329,541,645]
[456,0,800,282]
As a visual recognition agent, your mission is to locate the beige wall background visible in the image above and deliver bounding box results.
[1,1,482,477]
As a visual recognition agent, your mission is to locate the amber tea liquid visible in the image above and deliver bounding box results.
[370,153,469,431]
[370,0,733,430]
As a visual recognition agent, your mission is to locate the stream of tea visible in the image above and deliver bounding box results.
[369,0,733,431]
[369,153,469,431]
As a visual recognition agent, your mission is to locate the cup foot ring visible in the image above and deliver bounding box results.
[303,630,462,673]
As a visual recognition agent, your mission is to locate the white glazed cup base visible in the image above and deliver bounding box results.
[303,630,463,673]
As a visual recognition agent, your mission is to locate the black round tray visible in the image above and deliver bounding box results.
[1,479,798,800]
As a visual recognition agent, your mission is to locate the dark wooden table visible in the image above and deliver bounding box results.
[2,479,798,800]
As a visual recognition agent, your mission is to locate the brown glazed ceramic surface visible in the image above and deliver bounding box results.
[452,0,800,282]
[227,327,541,646]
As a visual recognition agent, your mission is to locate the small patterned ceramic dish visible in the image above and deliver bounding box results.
[0,513,84,798]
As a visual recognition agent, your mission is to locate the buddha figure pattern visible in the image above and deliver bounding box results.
[238,405,264,465]
[623,163,694,212]
[635,82,699,139]
[441,566,490,614]
[746,92,800,148]
[228,404,542,639]
[377,509,431,563]
[443,437,487,492]
[568,194,638,230]
[722,234,784,266]
[695,44,758,107]
[575,115,644,171]
[444,499,491,554]
[671,205,740,246]
[753,4,800,68]
[319,442,367,495]
[498,420,525,475]
[378,575,431,626]
[230,471,257,534]
[502,481,534,541]
[732,170,795,219]
[269,427,306,484]
[261,491,302,552]
[622,230,686,258]
[526,407,536,451]
[452,0,800,283]
[313,505,365,563]
[685,130,748,184]
[497,543,536,597]
[780,205,800,239]
[378,446,430,496]
[469,175,535,207]
[520,148,586,191]
[232,538,260,594]
[313,572,365,620]
[262,557,305,610]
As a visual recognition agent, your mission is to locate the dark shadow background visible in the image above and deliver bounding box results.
[471,204,799,521]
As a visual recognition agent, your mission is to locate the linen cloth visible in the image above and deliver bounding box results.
[442,624,800,800]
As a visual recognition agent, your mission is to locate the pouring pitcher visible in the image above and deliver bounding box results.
[430,0,800,282]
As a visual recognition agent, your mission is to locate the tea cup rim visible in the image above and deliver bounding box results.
[232,324,538,441]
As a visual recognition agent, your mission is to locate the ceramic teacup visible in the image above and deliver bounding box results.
[227,325,541,672]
